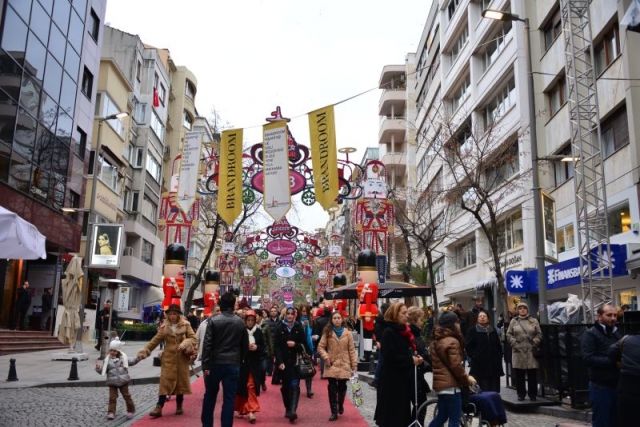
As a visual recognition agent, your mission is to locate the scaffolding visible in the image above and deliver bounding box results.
[560,0,613,323]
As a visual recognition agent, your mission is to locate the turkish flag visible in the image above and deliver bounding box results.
[153,88,160,107]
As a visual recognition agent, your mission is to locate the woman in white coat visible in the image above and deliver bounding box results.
[317,311,358,421]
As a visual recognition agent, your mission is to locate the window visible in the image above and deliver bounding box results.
[455,238,476,269]
[133,147,143,167]
[600,106,629,157]
[185,80,196,99]
[451,25,469,64]
[556,223,575,253]
[608,202,630,235]
[183,110,193,130]
[484,77,516,128]
[434,258,445,284]
[159,83,166,106]
[484,143,519,189]
[73,126,86,158]
[97,155,121,193]
[146,152,161,182]
[595,26,620,76]
[133,100,146,123]
[483,21,512,71]
[451,75,470,111]
[141,194,157,222]
[68,190,80,221]
[121,187,130,211]
[447,119,472,159]
[497,210,524,253]
[189,241,201,260]
[99,93,126,139]
[544,8,562,51]
[136,60,142,82]
[554,145,575,185]
[81,67,93,99]
[546,76,567,116]
[131,191,140,212]
[153,72,159,90]
[150,111,165,140]
[141,239,153,265]
[447,0,463,20]
[89,8,100,42]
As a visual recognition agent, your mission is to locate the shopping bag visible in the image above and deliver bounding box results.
[350,374,363,407]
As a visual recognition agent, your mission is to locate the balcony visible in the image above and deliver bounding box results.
[379,89,406,117]
[378,117,406,145]
[381,151,407,176]
[379,65,406,89]
[119,254,156,283]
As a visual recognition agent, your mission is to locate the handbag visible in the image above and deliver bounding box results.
[295,347,316,379]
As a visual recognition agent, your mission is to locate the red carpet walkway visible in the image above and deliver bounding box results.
[132,376,369,426]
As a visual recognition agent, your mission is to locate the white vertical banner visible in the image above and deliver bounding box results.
[262,121,291,221]
[177,131,203,213]
[118,287,130,311]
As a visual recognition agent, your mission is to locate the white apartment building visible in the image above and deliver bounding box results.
[405,0,640,314]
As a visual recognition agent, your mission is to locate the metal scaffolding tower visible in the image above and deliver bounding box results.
[560,0,613,323]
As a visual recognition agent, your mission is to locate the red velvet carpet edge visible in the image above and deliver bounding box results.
[132,376,369,426]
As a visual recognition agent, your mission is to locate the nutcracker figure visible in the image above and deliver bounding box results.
[203,270,220,315]
[162,243,187,310]
[356,249,379,361]
[333,274,348,317]
[355,179,394,254]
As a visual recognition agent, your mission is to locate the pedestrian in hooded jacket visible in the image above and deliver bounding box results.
[95,338,140,421]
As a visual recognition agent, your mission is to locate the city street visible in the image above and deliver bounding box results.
[0,380,584,427]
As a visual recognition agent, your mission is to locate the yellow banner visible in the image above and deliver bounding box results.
[308,105,338,210]
[218,129,243,225]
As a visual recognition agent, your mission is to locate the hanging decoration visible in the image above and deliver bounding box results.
[308,105,339,210]
[217,129,244,225]
[177,132,203,214]
[262,115,291,221]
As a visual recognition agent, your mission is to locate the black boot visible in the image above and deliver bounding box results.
[328,382,338,421]
[281,387,291,418]
[337,383,347,415]
[306,377,314,398]
[289,386,301,423]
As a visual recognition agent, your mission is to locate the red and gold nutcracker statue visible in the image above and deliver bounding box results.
[241,275,256,300]
[354,161,394,255]
[356,249,378,360]
[203,270,220,316]
[218,253,238,294]
[333,274,348,317]
[162,243,187,310]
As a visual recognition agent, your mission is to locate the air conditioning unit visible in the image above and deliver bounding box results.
[123,246,133,256]
[163,146,171,159]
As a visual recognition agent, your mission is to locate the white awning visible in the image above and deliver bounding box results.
[0,206,47,260]
[142,286,164,306]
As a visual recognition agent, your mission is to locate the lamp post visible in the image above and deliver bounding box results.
[482,10,548,323]
[64,112,129,353]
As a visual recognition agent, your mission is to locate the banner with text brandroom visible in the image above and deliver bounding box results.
[218,129,244,225]
[177,131,203,214]
[308,105,338,210]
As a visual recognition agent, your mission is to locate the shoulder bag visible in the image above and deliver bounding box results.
[295,346,316,379]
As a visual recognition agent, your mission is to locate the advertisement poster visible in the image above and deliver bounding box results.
[89,224,124,268]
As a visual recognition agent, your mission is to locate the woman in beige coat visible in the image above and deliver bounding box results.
[137,304,197,418]
[506,302,542,401]
[317,310,358,421]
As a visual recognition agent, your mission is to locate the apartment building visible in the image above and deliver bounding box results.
[408,0,640,314]
[0,0,106,327]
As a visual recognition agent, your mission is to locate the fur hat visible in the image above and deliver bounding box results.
[438,311,459,328]
[165,304,183,315]
[109,338,122,351]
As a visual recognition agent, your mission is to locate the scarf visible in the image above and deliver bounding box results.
[301,316,314,350]
[475,323,494,333]
[282,319,294,332]
[398,324,417,352]
[101,352,128,376]
[247,324,258,345]
[333,326,344,338]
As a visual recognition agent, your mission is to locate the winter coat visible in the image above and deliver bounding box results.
[581,322,621,387]
[96,352,139,387]
[375,323,416,427]
[609,334,640,395]
[317,328,358,380]
[137,316,197,396]
[16,288,31,309]
[237,326,266,398]
[506,316,542,370]
[274,321,308,381]
[260,321,275,358]
[196,318,209,360]
[430,326,472,391]
[466,324,504,380]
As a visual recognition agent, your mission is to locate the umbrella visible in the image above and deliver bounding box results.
[0,206,47,259]
[57,256,83,348]
[324,280,432,300]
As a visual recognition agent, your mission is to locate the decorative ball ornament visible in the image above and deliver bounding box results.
[243,187,255,204]
[301,189,315,206]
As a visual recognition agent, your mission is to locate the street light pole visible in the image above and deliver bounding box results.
[482,10,548,323]
[75,112,129,353]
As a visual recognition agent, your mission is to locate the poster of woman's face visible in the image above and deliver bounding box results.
[90,224,124,268]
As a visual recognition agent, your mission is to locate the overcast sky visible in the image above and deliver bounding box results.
[105,0,431,233]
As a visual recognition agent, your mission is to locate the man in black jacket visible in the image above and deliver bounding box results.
[14,281,31,330]
[580,304,621,427]
[201,292,249,427]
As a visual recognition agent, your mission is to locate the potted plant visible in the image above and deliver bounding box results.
[115,322,158,341]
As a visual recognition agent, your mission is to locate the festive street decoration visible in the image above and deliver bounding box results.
[354,161,394,255]
[203,270,220,315]
[162,243,187,310]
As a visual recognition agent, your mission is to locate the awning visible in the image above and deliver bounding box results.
[626,247,640,270]
[142,286,164,306]
[0,206,47,260]
[324,280,431,300]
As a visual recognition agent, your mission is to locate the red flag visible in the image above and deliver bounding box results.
[153,88,160,107]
